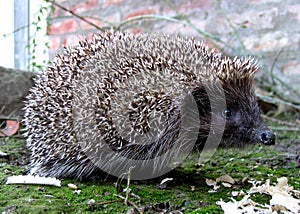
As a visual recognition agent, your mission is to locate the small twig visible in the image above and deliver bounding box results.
[257,93,300,110]
[130,192,141,201]
[260,78,300,106]
[258,50,300,101]
[262,115,300,127]
[114,166,144,213]
[0,106,5,114]
[268,127,300,132]
[122,166,135,206]
[0,199,124,209]
[263,49,300,105]
[161,0,228,50]
[89,199,123,206]
[216,2,247,53]
[47,0,105,32]
[51,15,114,29]
[270,49,283,76]
[83,15,115,27]
[114,194,144,214]
[114,15,179,31]
[0,24,31,41]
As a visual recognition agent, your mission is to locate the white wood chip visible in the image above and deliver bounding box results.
[6,175,61,187]
[270,193,300,213]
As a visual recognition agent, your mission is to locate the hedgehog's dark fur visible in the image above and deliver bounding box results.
[23,32,275,180]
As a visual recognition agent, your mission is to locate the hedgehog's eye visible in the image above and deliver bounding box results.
[221,109,232,119]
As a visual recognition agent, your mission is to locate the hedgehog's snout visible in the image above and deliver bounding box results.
[258,128,276,145]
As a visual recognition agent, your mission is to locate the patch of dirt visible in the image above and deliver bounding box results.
[273,140,300,167]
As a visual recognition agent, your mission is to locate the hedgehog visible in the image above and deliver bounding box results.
[23,32,275,180]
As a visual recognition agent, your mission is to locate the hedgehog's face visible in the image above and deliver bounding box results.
[218,86,275,147]
[220,99,275,147]
[192,83,275,148]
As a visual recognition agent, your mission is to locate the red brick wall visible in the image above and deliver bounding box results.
[48,0,213,51]
[47,0,300,94]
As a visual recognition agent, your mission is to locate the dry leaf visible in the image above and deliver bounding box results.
[218,177,300,213]
[231,190,246,197]
[216,174,235,184]
[205,178,216,187]
[222,182,232,188]
[0,120,19,137]
[270,193,299,213]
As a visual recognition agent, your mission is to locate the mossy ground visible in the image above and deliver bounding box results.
[0,128,299,213]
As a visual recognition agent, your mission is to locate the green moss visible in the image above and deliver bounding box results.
[1,136,299,213]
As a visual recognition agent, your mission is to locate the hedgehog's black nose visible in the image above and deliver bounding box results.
[259,129,276,145]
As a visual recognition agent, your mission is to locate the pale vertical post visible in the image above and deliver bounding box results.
[14,0,30,70]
